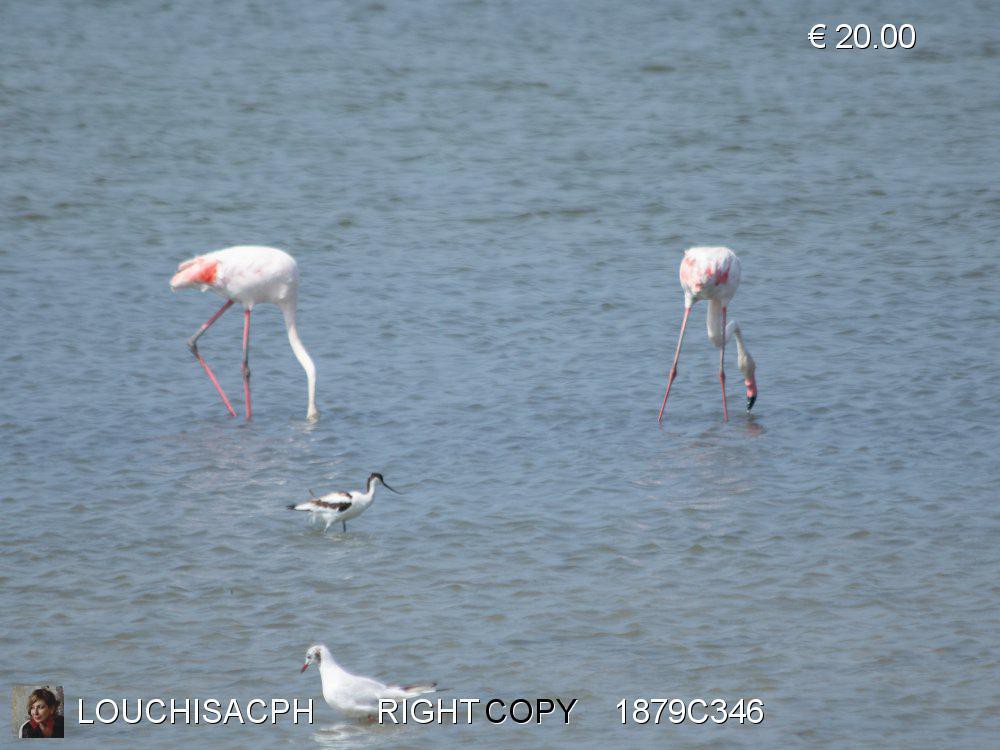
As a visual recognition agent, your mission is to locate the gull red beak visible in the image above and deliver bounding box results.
[300,662,310,673]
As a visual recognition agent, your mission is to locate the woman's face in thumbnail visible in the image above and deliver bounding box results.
[30,699,54,723]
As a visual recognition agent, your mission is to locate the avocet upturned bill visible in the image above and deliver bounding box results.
[658,246,758,424]
[300,644,437,719]
[170,245,318,421]
[287,473,400,532]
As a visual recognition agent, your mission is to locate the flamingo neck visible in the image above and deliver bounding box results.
[727,321,757,397]
[281,300,318,420]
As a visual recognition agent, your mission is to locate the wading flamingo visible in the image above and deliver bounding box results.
[658,246,757,424]
[170,246,318,421]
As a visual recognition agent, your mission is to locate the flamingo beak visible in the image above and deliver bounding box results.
[300,662,310,673]
[745,378,758,412]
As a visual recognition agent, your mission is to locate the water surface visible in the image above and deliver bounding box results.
[2,1,998,747]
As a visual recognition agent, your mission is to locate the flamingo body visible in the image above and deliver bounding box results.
[658,246,758,424]
[171,246,300,307]
[170,246,318,421]
[679,245,740,304]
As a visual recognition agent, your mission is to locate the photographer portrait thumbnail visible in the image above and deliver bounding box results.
[13,685,64,739]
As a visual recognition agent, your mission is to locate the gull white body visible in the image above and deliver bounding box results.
[288,473,398,532]
[658,246,758,423]
[301,644,436,718]
[170,245,318,421]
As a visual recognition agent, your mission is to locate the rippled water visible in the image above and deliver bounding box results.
[2,1,998,747]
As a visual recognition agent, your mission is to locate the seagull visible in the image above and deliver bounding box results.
[287,473,400,532]
[300,644,437,719]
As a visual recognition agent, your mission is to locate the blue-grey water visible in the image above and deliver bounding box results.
[2,1,998,747]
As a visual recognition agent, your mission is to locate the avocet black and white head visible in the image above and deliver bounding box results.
[367,472,400,494]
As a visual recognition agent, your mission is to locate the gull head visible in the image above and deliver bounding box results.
[301,644,324,673]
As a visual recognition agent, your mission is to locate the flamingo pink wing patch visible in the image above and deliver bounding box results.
[680,255,730,291]
[713,261,730,285]
[679,255,701,289]
[171,258,219,288]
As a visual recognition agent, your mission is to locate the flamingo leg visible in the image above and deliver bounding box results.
[658,305,692,424]
[242,307,252,421]
[187,299,236,417]
[719,305,729,421]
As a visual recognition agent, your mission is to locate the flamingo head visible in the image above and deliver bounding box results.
[739,348,757,412]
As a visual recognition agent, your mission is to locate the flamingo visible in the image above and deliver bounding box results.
[170,245,318,421]
[657,246,757,423]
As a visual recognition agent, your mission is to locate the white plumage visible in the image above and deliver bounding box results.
[300,644,437,718]
[287,473,400,532]
[659,246,758,423]
[170,245,318,421]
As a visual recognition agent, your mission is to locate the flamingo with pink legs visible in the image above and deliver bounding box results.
[658,246,757,424]
[170,246,318,421]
